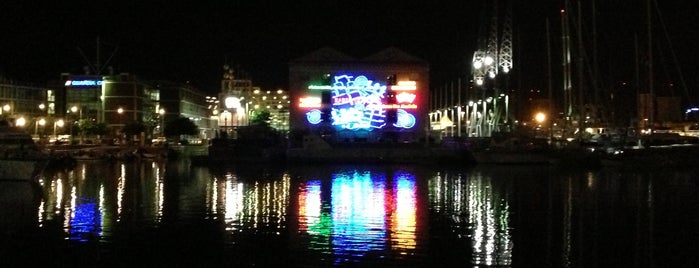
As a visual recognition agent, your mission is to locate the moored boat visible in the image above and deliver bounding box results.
[0,121,49,182]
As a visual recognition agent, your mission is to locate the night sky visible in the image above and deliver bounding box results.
[1,0,697,104]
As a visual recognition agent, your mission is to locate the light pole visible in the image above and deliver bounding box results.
[35,118,46,136]
[70,106,83,144]
[117,107,124,143]
[159,108,165,138]
[1,104,10,121]
[220,110,231,138]
[54,119,64,143]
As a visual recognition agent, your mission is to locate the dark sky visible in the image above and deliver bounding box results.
[1,0,697,102]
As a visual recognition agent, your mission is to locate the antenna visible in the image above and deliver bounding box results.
[76,36,119,75]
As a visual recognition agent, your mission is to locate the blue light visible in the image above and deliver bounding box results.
[69,197,102,242]
[394,109,416,129]
[66,80,103,87]
[307,109,323,124]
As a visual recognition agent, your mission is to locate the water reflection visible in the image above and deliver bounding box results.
[294,168,419,265]
[211,168,290,234]
[5,161,695,266]
[429,168,513,266]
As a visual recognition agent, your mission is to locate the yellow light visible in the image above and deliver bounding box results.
[535,112,546,123]
[16,117,26,127]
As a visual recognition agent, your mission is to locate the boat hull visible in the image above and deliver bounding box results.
[0,159,46,182]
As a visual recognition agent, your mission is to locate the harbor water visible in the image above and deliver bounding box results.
[1,158,698,267]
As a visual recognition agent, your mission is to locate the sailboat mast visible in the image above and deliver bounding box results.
[547,18,554,143]
[561,2,573,137]
[646,0,654,133]
[576,1,585,137]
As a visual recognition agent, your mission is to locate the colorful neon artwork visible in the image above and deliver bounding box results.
[304,74,419,130]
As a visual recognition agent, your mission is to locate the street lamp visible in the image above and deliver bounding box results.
[159,108,165,138]
[71,105,82,118]
[16,117,26,127]
[535,112,546,124]
[35,118,46,136]
[1,104,10,121]
[53,119,64,142]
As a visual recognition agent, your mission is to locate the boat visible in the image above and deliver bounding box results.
[465,135,555,165]
[0,121,49,182]
[595,133,699,168]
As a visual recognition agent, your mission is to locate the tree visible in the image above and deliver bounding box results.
[83,121,108,136]
[143,111,159,138]
[250,110,271,126]
[122,121,146,142]
[164,117,198,141]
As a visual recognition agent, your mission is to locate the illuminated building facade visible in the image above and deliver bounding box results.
[157,81,217,140]
[61,73,105,122]
[101,74,154,133]
[218,66,290,136]
[60,73,214,141]
[288,47,429,144]
[0,76,48,130]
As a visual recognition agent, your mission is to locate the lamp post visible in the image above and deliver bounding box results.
[535,112,546,139]
[35,118,46,136]
[116,107,124,143]
[220,110,231,138]
[54,119,64,143]
[70,105,83,144]
[159,108,165,138]
[1,104,10,121]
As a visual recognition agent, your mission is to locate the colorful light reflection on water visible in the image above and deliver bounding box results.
[293,167,424,265]
[15,160,695,267]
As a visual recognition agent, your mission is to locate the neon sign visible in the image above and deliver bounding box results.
[395,92,416,104]
[305,74,419,130]
[306,109,323,124]
[65,80,103,87]
[390,81,416,91]
[299,97,322,108]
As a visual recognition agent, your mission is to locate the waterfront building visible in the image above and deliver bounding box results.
[0,76,49,137]
[157,80,217,141]
[101,73,156,139]
[288,47,429,145]
[52,73,214,143]
[217,65,290,137]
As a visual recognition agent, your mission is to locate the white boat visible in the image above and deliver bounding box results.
[0,122,48,182]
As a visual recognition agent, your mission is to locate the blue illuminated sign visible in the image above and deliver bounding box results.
[65,80,103,87]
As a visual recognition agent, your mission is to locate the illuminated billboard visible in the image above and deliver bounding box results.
[64,79,103,87]
[301,74,418,131]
